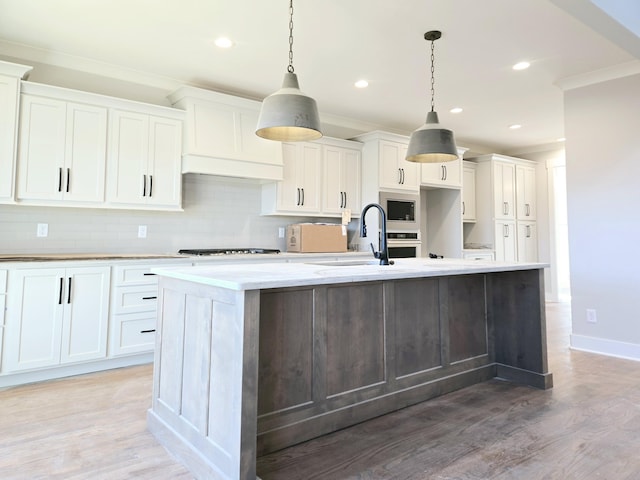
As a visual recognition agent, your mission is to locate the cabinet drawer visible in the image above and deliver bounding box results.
[0,270,6,292]
[110,312,156,356]
[112,285,158,314]
[113,265,161,285]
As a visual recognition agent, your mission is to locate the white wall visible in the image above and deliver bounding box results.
[0,175,353,254]
[564,73,640,360]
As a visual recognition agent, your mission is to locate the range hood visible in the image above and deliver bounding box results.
[168,86,284,182]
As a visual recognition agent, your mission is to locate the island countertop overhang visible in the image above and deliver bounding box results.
[152,258,549,291]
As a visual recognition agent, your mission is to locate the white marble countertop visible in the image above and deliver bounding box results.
[153,257,549,291]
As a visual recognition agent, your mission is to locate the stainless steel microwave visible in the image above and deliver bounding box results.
[379,191,421,232]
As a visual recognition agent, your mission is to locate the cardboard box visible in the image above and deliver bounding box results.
[286,223,348,253]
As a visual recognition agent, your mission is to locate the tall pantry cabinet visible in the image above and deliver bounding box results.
[466,154,538,262]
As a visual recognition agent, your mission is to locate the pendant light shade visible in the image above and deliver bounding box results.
[406,111,458,163]
[256,0,322,142]
[256,72,322,142]
[406,31,458,163]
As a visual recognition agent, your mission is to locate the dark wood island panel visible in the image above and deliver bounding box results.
[148,267,552,480]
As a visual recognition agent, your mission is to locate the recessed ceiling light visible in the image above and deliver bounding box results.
[512,61,530,71]
[557,137,566,142]
[509,124,522,130]
[214,37,234,48]
[354,79,369,88]
[450,107,463,114]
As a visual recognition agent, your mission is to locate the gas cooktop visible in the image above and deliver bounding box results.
[178,248,280,256]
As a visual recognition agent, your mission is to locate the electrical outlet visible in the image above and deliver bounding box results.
[278,227,285,238]
[138,225,147,238]
[586,309,597,323]
[37,223,48,237]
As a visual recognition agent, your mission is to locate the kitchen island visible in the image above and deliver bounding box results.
[147,258,552,480]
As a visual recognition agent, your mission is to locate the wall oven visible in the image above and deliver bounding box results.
[387,231,421,258]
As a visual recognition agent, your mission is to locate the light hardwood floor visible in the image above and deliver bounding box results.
[1,302,639,479]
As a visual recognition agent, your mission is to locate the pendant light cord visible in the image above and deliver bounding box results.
[288,0,294,73]
[430,38,436,113]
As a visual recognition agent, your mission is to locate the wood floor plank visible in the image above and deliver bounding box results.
[1,301,639,479]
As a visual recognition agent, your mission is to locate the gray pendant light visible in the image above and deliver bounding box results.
[256,0,322,142]
[406,31,458,163]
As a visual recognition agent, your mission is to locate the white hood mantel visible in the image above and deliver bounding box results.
[168,86,284,182]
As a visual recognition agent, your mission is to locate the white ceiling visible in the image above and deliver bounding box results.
[0,0,638,155]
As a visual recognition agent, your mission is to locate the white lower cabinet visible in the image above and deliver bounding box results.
[109,264,167,356]
[4,266,110,372]
[494,221,517,262]
[517,221,538,263]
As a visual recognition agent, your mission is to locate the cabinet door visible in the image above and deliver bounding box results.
[516,165,536,220]
[64,103,107,203]
[0,75,20,201]
[493,161,516,219]
[17,95,66,200]
[322,145,361,216]
[494,221,517,261]
[146,116,182,208]
[107,109,149,205]
[60,267,110,364]
[517,221,538,262]
[322,145,343,214]
[278,142,321,213]
[342,148,362,214]
[421,159,461,188]
[380,141,417,192]
[462,166,476,222]
[5,268,64,371]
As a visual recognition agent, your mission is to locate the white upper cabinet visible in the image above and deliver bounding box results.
[378,140,418,192]
[516,164,536,220]
[106,110,182,209]
[420,148,466,188]
[0,61,32,203]
[262,137,362,218]
[262,141,322,214]
[168,86,283,181]
[17,95,107,204]
[321,140,362,216]
[15,81,184,210]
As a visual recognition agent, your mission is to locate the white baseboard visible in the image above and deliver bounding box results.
[570,334,640,362]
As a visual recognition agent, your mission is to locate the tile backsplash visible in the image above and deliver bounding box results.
[0,174,356,254]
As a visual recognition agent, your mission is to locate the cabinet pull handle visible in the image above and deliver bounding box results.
[149,175,153,197]
[462,201,465,215]
[343,191,347,208]
[402,168,406,184]
[296,188,300,206]
[67,277,72,304]
[398,168,402,184]
[66,168,70,193]
[526,225,531,238]
[526,203,530,216]
[142,296,157,300]
[58,277,64,305]
[301,188,304,206]
[140,329,156,334]
[142,175,147,197]
[58,167,63,193]
[504,224,509,238]
[143,272,156,276]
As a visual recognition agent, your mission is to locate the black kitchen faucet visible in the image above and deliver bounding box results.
[360,203,392,265]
